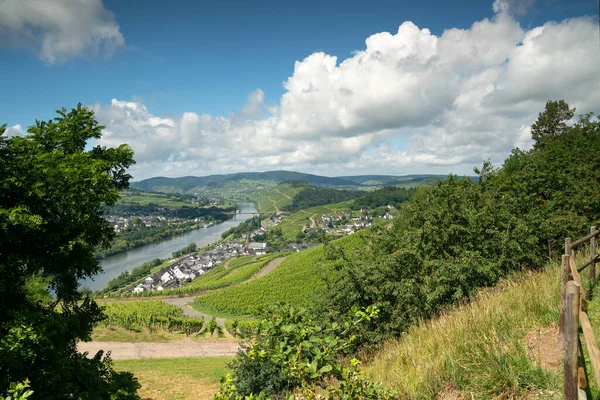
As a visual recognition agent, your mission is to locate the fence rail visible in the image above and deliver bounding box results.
[562,226,600,400]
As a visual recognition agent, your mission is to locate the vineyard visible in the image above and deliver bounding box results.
[100,300,205,336]
[247,183,306,213]
[192,246,332,316]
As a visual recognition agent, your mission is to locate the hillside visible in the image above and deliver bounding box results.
[339,174,448,187]
[131,171,357,193]
[365,263,564,399]
[245,181,307,213]
[131,170,461,195]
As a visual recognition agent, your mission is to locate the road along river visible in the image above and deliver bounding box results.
[81,202,258,291]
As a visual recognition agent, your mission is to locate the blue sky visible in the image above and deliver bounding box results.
[1,0,599,179]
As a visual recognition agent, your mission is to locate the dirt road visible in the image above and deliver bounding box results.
[79,340,240,360]
[251,257,283,280]
[162,296,226,326]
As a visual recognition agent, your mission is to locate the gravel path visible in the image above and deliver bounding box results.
[79,340,240,360]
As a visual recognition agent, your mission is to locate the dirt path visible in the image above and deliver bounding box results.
[309,215,316,229]
[79,340,240,360]
[267,196,283,215]
[162,297,226,327]
[275,189,292,200]
[222,257,233,270]
[249,257,284,281]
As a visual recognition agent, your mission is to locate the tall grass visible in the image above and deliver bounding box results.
[366,264,562,399]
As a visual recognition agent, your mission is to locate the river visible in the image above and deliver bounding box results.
[81,202,258,291]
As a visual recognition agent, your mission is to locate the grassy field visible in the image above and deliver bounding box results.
[277,201,355,240]
[365,264,565,399]
[114,357,232,400]
[246,183,306,213]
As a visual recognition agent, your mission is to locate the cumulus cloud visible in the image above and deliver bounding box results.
[93,7,600,179]
[3,124,25,137]
[0,0,124,64]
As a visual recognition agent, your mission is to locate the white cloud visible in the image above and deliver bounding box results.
[92,8,600,180]
[4,124,25,137]
[0,0,124,64]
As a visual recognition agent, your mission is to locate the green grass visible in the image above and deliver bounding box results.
[114,357,232,400]
[365,264,563,399]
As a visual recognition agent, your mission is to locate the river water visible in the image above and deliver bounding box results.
[81,202,258,291]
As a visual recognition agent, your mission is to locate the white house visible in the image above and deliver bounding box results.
[160,271,173,284]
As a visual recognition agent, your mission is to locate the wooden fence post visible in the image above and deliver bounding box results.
[565,280,581,400]
[591,226,596,285]
[561,253,572,339]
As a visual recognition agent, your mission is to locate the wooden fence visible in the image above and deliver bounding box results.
[561,226,600,399]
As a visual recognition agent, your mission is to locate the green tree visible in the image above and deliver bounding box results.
[208,316,218,336]
[531,99,575,149]
[0,105,139,398]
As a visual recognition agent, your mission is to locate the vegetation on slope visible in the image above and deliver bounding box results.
[192,232,367,316]
[215,101,600,398]
[281,182,363,212]
[131,171,357,194]
[350,186,416,210]
[246,182,307,213]
[366,265,561,399]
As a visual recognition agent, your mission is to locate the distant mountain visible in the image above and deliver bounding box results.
[339,174,448,186]
[131,171,357,193]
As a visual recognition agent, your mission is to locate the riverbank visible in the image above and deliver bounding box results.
[81,202,258,291]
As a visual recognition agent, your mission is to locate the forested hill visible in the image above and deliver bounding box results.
[338,174,448,186]
[131,171,357,193]
[131,171,462,193]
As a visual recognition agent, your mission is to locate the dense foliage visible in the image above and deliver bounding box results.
[97,258,164,295]
[321,102,600,348]
[0,105,140,398]
[351,186,416,210]
[282,186,362,212]
[216,304,397,399]
[222,215,268,239]
[172,242,197,258]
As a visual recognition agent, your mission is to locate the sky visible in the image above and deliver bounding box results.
[1,0,599,180]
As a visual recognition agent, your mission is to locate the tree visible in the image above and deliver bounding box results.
[0,105,140,398]
[531,100,575,149]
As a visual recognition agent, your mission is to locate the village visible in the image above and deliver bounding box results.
[130,239,268,293]
[129,208,394,294]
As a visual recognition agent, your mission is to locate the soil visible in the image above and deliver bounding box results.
[79,339,240,360]
[525,324,562,371]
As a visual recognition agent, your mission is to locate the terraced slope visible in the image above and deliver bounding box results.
[191,231,368,317]
[247,183,307,214]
